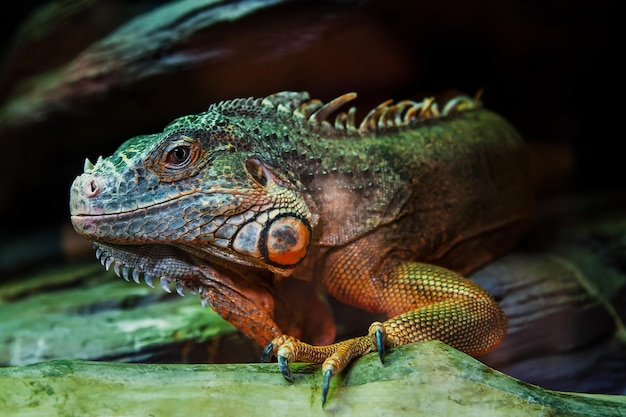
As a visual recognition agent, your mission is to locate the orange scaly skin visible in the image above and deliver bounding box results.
[69,91,533,405]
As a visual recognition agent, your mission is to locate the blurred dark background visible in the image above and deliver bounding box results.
[0,0,622,273]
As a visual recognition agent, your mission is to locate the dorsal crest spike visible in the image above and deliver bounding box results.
[262,91,311,110]
[334,112,348,131]
[308,92,358,124]
[392,100,420,125]
[359,99,393,133]
[442,95,475,115]
[419,97,439,118]
[345,107,357,133]
[333,107,358,132]
[294,99,323,119]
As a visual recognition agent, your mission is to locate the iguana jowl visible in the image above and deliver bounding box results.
[69,91,533,404]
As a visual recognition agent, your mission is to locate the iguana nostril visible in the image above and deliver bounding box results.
[83,176,101,197]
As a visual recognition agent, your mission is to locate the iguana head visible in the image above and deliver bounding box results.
[70,93,318,283]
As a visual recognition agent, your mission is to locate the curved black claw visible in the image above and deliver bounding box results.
[278,355,294,383]
[321,369,332,406]
[261,342,274,363]
[376,327,385,363]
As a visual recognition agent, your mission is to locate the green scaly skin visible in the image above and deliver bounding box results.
[70,91,533,404]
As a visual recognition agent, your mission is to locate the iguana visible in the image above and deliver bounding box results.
[69,91,533,404]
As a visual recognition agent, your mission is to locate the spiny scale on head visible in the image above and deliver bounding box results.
[93,243,189,297]
[83,155,104,174]
[208,91,480,136]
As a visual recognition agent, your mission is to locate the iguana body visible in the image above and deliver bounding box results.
[70,91,533,403]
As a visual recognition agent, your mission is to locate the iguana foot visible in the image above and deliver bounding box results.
[261,322,387,405]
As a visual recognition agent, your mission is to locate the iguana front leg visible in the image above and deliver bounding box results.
[262,235,508,404]
[197,262,337,348]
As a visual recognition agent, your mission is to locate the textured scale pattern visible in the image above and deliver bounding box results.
[69,91,533,405]
[378,262,507,355]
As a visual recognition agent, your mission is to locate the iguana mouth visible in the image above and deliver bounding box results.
[91,241,277,316]
[92,242,194,298]
[70,198,176,228]
[69,182,203,218]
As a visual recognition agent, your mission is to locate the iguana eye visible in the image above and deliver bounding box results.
[153,137,204,181]
[167,146,190,165]
[165,145,192,167]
